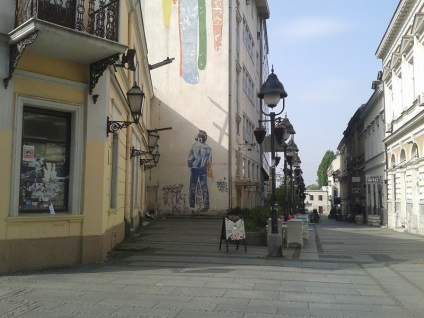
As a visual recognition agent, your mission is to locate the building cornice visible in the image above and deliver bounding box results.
[383,109,424,145]
[376,0,415,59]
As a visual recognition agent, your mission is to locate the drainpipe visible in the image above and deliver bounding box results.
[227,0,233,212]
[124,122,132,230]
[384,143,389,227]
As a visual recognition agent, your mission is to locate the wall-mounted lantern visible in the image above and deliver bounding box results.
[107,83,144,136]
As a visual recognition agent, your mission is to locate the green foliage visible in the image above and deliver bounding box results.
[317,150,335,187]
[276,185,293,208]
[307,184,321,190]
[228,207,270,232]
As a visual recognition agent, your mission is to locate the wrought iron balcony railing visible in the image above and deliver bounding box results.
[15,0,119,42]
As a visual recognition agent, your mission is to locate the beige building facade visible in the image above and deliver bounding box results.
[141,0,271,215]
[0,0,155,272]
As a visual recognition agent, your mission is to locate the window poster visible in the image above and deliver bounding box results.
[22,145,35,161]
[19,142,69,212]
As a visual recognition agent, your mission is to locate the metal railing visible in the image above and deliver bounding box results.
[15,0,119,42]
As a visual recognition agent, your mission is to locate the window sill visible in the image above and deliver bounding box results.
[6,214,84,224]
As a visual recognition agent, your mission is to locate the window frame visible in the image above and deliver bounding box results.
[19,107,71,213]
[11,95,83,216]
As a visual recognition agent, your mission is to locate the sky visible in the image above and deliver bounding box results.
[266,0,399,186]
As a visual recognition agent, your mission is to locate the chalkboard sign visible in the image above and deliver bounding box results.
[219,215,247,252]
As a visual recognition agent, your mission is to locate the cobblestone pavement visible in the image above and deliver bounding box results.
[1,215,424,318]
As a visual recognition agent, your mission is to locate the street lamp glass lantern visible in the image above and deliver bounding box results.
[148,130,160,151]
[286,147,295,159]
[288,141,299,153]
[264,93,282,107]
[257,69,287,108]
[281,116,296,136]
[274,122,285,144]
[127,83,144,123]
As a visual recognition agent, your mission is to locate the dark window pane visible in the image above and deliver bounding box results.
[23,109,69,142]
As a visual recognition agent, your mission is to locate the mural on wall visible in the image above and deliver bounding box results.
[188,130,213,212]
[161,0,224,84]
[161,183,190,213]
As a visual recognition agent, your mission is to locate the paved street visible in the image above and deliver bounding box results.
[1,216,424,318]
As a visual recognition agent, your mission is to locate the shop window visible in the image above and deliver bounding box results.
[11,96,83,216]
[19,107,71,213]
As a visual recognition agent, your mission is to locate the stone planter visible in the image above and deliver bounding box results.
[246,231,267,246]
[368,215,381,227]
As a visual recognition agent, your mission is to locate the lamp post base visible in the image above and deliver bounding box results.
[267,233,283,257]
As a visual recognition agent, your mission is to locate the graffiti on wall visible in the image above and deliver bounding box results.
[160,0,224,84]
[188,130,213,212]
[161,183,189,213]
[216,178,228,193]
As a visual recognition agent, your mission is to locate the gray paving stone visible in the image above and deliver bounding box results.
[215,302,277,314]
[224,289,279,300]
[335,294,396,305]
[154,300,217,311]
[171,286,226,297]
[175,309,243,318]
[248,299,308,309]
[2,217,424,318]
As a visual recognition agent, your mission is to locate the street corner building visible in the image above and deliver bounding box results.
[0,0,276,272]
[0,0,154,272]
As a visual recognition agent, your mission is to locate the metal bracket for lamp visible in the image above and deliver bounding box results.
[140,157,153,167]
[107,117,135,136]
[141,147,160,169]
[106,82,144,136]
[130,146,149,159]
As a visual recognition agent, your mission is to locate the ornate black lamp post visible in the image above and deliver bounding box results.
[275,115,296,221]
[254,68,287,257]
[284,140,298,220]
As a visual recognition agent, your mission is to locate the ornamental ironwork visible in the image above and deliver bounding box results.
[14,0,119,42]
[4,32,38,88]
[89,53,119,94]
[107,117,133,136]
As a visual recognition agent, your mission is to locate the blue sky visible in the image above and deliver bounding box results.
[266,0,399,186]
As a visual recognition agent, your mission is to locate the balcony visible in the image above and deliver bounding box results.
[11,0,126,62]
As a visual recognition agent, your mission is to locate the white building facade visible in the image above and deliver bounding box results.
[304,190,330,215]
[327,153,341,206]
[141,0,271,215]
[376,0,424,235]
[362,74,387,226]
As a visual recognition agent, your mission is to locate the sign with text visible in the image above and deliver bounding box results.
[352,177,361,183]
[366,175,382,184]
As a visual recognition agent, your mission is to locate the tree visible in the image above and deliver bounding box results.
[307,184,320,190]
[317,150,335,187]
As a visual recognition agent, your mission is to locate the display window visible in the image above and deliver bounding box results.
[19,107,71,213]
